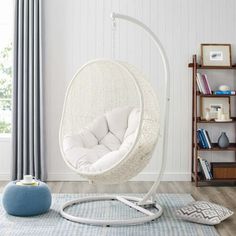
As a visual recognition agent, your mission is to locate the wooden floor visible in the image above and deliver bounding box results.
[0,181,235,236]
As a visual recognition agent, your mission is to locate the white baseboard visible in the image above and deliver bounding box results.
[132,172,191,181]
[46,172,191,182]
[0,172,191,182]
[0,173,11,181]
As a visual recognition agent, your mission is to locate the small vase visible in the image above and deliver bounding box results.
[218,132,229,148]
[205,111,211,121]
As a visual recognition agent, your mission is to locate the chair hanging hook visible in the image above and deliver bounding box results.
[112,18,116,30]
[111,15,116,59]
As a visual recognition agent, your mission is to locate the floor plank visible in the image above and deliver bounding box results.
[0,181,235,236]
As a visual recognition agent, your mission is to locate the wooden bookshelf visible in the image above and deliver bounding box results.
[190,54,236,186]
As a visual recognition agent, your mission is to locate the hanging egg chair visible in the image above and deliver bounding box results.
[59,13,170,226]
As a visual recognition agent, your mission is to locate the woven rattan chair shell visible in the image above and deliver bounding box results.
[59,59,159,184]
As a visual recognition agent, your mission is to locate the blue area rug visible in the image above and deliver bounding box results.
[0,193,218,236]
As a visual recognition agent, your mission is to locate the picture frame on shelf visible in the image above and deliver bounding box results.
[200,96,231,120]
[201,44,232,67]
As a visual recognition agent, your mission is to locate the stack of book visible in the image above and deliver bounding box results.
[213,90,236,95]
[198,156,213,180]
[196,73,212,94]
[197,129,212,149]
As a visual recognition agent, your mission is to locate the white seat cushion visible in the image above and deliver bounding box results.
[100,132,121,151]
[63,107,140,172]
[77,129,98,148]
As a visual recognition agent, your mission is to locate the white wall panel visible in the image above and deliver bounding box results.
[0,138,11,180]
[1,0,236,181]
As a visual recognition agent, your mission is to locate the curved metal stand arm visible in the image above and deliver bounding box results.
[111,12,170,205]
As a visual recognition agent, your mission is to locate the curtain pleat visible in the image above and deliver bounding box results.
[12,0,45,181]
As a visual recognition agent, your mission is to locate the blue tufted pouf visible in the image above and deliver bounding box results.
[2,181,52,216]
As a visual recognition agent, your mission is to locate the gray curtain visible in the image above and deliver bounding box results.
[12,0,45,180]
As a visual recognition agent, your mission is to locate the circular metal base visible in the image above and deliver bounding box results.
[60,195,163,226]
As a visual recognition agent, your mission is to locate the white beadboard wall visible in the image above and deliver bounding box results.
[1,0,236,181]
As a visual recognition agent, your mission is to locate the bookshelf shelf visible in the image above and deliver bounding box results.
[197,117,236,123]
[199,179,236,183]
[188,63,236,69]
[191,173,236,183]
[198,143,236,151]
[190,54,236,186]
[197,92,236,97]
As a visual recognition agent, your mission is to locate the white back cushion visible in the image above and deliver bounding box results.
[124,108,140,139]
[86,115,108,141]
[105,106,132,141]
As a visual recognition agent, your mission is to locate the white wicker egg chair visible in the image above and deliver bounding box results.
[59,13,170,226]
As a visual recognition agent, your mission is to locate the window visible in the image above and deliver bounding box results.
[0,1,13,134]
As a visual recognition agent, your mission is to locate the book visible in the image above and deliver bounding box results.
[197,158,205,178]
[206,75,212,94]
[196,73,204,93]
[196,73,201,93]
[201,74,209,94]
[203,129,212,149]
[196,76,202,93]
[204,159,213,179]
[198,157,210,179]
[200,74,207,94]
[196,131,202,148]
[205,130,212,148]
[197,130,207,148]
[196,73,212,94]
[202,74,212,94]
[213,90,236,95]
[202,159,211,180]
[199,157,211,180]
[200,130,207,148]
[200,129,209,149]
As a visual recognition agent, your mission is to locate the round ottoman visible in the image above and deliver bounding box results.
[2,181,51,216]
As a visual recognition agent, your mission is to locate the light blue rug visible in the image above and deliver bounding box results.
[0,193,218,236]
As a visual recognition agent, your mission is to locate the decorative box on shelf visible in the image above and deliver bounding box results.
[211,162,236,179]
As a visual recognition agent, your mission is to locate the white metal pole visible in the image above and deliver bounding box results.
[111,12,170,205]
